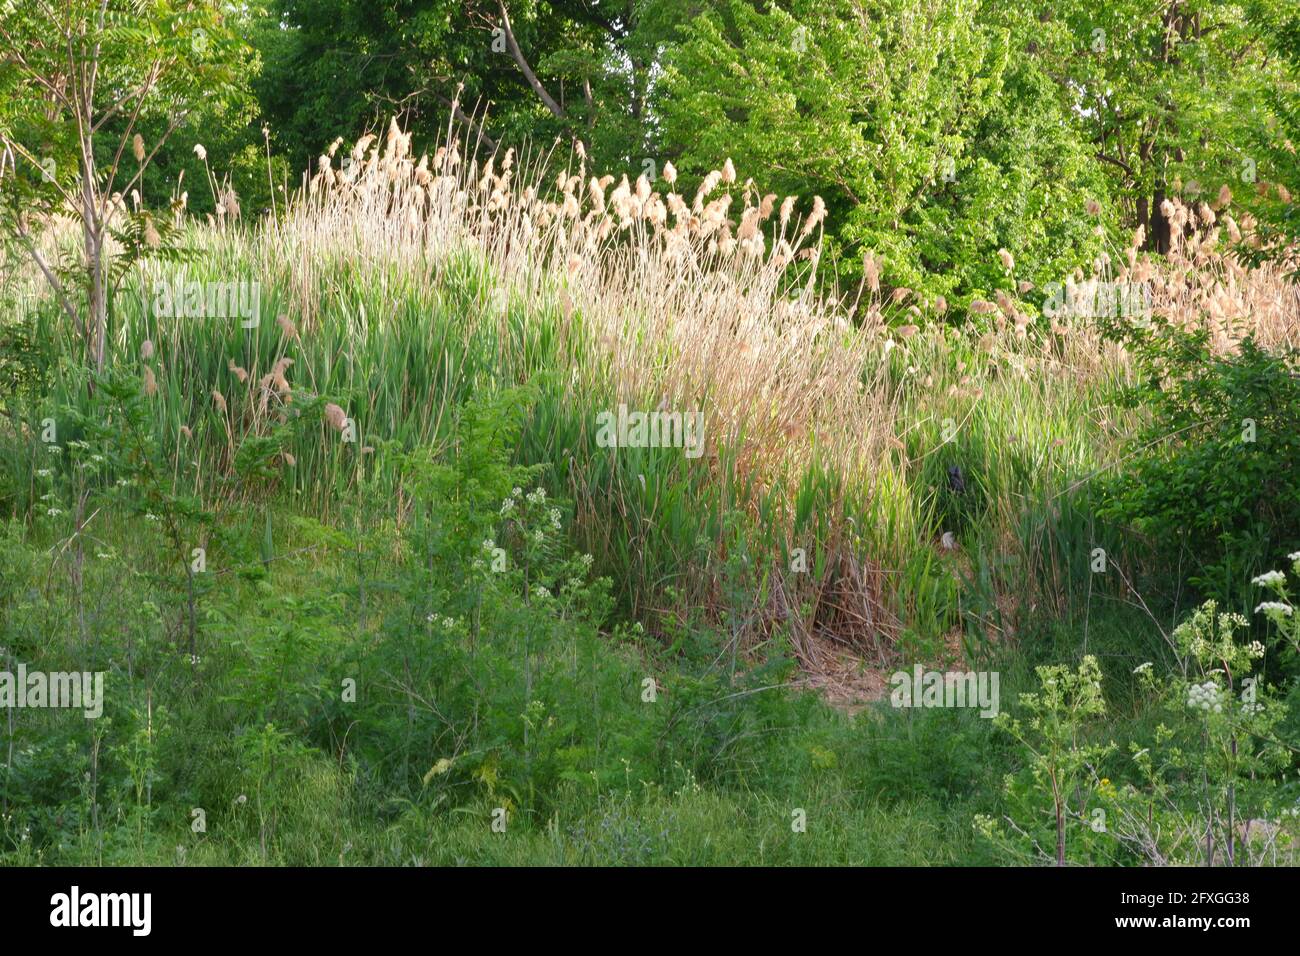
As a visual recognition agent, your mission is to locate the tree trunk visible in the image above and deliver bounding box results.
[80,165,107,370]
[1151,185,1171,255]
[88,237,106,371]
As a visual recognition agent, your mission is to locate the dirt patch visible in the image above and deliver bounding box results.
[790,629,890,715]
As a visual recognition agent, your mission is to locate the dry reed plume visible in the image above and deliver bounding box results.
[279,116,898,508]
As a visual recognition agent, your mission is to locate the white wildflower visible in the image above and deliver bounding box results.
[1187,681,1223,714]
[1255,602,1293,618]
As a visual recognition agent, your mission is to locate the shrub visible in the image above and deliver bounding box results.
[1100,321,1300,609]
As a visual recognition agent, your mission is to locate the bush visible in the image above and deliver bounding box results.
[1101,321,1300,609]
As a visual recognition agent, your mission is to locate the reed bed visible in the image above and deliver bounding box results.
[7,116,1298,688]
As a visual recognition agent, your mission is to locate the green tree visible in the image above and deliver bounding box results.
[1239,0,1300,268]
[0,0,247,369]
[1013,0,1293,254]
[658,0,1109,304]
[253,0,686,172]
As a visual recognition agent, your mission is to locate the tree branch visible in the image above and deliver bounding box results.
[1095,151,1135,178]
[497,1,565,120]
[12,215,85,340]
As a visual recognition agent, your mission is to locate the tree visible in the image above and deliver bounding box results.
[1013,0,1291,254]
[658,0,1110,302]
[253,1,687,175]
[1239,0,1300,268]
[0,0,246,370]
[486,0,688,166]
